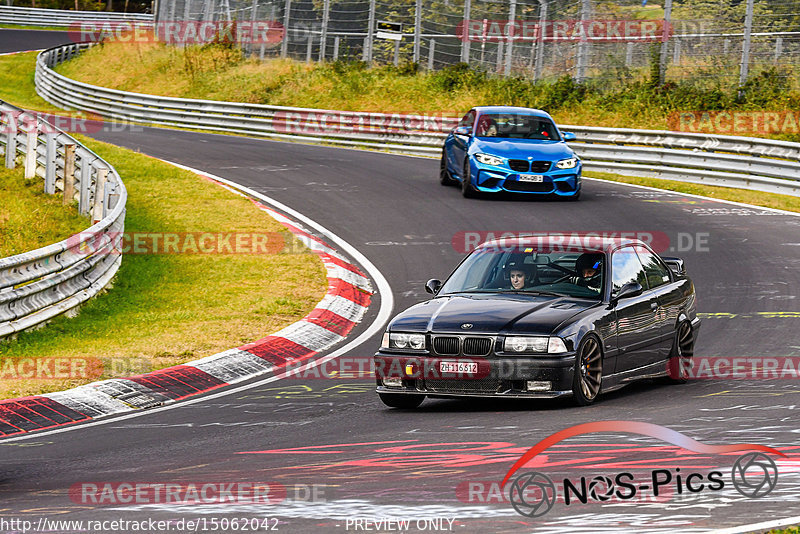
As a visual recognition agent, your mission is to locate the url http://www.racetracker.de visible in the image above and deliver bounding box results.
[0,517,282,532]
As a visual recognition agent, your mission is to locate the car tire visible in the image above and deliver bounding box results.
[572,335,603,406]
[462,160,478,198]
[440,150,457,186]
[378,393,425,409]
[666,321,694,384]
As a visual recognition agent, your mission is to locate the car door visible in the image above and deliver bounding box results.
[610,245,662,373]
[634,244,682,359]
[448,109,475,175]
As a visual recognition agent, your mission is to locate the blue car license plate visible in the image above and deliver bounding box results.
[519,174,544,182]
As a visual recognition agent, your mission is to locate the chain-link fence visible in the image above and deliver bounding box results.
[152,0,800,87]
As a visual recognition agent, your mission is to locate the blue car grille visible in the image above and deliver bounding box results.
[508,159,529,172]
[530,161,552,172]
[504,180,554,193]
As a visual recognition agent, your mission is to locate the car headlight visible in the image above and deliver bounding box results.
[504,336,568,354]
[475,153,504,166]
[383,332,426,350]
[556,157,578,169]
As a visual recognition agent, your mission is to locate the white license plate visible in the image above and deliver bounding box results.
[439,361,478,374]
[519,174,544,182]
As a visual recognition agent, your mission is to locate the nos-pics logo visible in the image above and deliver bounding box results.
[502,421,782,517]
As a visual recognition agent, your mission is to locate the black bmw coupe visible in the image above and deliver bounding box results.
[374,236,700,408]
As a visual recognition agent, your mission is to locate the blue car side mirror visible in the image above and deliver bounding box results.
[562,132,576,141]
[453,126,472,137]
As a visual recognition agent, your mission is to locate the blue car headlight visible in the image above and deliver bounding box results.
[556,157,579,169]
[475,153,504,166]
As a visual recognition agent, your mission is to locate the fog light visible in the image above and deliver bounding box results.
[383,377,403,387]
[526,380,551,392]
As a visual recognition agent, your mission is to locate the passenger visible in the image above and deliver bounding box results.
[506,261,531,290]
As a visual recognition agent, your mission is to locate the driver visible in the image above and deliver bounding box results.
[476,115,498,137]
[506,261,533,290]
[571,253,603,292]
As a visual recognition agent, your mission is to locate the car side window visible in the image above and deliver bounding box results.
[611,246,648,294]
[634,245,671,289]
[459,110,476,129]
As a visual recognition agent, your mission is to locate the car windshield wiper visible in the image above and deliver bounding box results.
[495,289,567,297]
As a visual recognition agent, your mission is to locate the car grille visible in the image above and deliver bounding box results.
[432,336,493,356]
[508,159,529,172]
[423,378,503,393]
[463,337,492,356]
[530,161,552,172]
[433,336,460,355]
[504,180,554,193]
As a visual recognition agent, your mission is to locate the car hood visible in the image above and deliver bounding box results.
[471,138,575,160]
[388,294,597,336]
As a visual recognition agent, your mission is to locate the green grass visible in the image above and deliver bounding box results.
[0,23,71,31]
[0,52,328,400]
[0,166,87,257]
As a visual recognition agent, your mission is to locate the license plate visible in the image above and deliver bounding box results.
[519,174,544,182]
[439,361,478,374]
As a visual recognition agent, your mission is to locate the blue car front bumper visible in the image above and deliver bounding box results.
[469,161,582,196]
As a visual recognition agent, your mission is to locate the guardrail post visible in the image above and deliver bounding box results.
[79,155,91,215]
[575,0,590,82]
[24,122,37,179]
[306,33,313,61]
[63,143,76,205]
[93,166,107,224]
[4,121,17,169]
[333,36,339,61]
[44,132,56,194]
[428,39,435,70]
[775,36,783,61]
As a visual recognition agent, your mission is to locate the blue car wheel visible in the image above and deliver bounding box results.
[462,159,478,198]
[440,150,457,186]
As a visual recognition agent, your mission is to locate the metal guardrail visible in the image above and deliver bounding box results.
[34,42,800,197]
[0,99,126,339]
[0,5,152,27]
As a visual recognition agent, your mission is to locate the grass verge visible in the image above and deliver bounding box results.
[0,166,87,257]
[0,53,328,400]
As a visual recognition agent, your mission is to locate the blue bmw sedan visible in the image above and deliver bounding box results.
[440,106,582,199]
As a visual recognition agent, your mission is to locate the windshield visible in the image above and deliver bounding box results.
[474,113,561,140]
[439,246,606,299]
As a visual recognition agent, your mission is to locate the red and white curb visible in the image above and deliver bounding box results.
[0,170,374,437]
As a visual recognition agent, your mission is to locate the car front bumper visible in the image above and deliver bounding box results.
[471,162,582,196]
[374,351,577,398]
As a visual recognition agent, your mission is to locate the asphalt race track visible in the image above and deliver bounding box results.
[2,30,800,533]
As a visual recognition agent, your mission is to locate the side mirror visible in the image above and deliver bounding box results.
[562,131,576,141]
[612,281,643,304]
[453,126,472,137]
[661,256,685,276]
[425,279,443,295]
